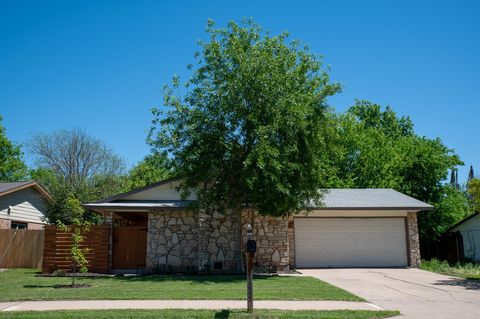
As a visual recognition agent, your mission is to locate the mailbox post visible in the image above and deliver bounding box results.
[246,224,256,312]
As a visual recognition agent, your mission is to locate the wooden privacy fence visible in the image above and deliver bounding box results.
[42,225,110,274]
[422,232,465,263]
[439,231,465,264]
[0,229,44,268]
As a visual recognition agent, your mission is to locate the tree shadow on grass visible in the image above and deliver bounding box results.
[23,284,57,288]
[111,274,273,285]
[466,276,480,281]
[214,309,231,318]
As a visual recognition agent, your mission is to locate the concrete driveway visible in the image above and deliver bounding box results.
[300,268,480,319]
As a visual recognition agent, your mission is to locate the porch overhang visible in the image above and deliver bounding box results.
[83,200,194,213]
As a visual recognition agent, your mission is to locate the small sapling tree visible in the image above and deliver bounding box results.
[57,195,91,287]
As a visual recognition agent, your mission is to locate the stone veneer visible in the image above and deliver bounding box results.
[287,216,295,269]
[146,209,240,273]
[147,210,198,271]
[0,218,11,229]
[197,209,240,272]
[241,210,290,272]
[0,218,45,230]
[26,222,45,230]
[407,211,421,267]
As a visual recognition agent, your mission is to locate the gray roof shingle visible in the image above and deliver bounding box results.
[85,187,433,212]
[0,181,34,194]
[316,189,433,210]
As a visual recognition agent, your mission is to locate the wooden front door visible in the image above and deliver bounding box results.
[112,226,147,269]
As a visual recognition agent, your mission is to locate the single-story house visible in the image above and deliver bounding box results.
[84,179,433,273]
[449,212,480,262]
[0,181,52,230]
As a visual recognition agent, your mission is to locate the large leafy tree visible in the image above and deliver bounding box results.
[127,153,172,189]
[0,115,27,181]
[467,178,480,212]
[320,100,467,245]
[420,185,470,243]
[149,19,340,216]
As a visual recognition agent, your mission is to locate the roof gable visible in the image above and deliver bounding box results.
[96,178,196,203]
[0,181,33,194]
[0,181,53,201]
[449,212,480,232]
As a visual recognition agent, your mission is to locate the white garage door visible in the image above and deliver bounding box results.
[295,218,408,268]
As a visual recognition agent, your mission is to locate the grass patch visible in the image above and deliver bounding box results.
[0,269,362,302]
[421,258,480,280]
[0,309,400,319]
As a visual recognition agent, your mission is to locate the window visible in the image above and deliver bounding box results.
[11,222,27,230]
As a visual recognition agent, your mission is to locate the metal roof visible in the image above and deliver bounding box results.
[316,189,434,210]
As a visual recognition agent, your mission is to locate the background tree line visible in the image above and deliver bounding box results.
[1,101,478,251]
[1,19,479,256]
[0,119,171,224]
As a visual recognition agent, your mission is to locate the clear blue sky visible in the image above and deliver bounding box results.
[1,0,478,183]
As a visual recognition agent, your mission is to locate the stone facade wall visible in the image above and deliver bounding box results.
[197,210,240,273]
[0,218,44,229]
[241,210,290,272]
[146,209,240,273]
[147,210,199,272]
[145,209,289,273]
[287,215,295,269]
[145,209,291,273]
[0,218,11,229]
[27,222,45,230]
[407,212,421,267]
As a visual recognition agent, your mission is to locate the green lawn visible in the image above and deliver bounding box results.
[0,269,362,302]
[0,309,400,319]
[421,259,480,280]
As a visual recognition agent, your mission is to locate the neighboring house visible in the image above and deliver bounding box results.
[0,181,52,230]
[449,212,480,262]
[84,179,433,273]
